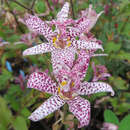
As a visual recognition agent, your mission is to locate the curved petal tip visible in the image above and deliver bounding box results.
[111,89,115,96]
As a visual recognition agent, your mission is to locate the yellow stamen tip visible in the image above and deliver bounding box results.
[71,82,74,87]
[67,42,71,47]
[53,37,57,43]
[58,87,60,93]
[61,81,67,86]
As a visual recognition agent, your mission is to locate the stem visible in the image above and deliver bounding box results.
[44,0,54,18]
[5,0,24,33]
[30,0,37,9]
[45,0,53,11]
[70,0,75,19]
[120,16,129,33]
[11,0,33,12]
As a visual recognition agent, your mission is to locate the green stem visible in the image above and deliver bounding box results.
[70,0,75,19]
[11,0,33,12]
[30,0,37,9]
[5,0,25,33]
[120,16,129,33]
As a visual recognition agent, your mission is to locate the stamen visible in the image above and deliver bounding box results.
[53,37,59,48]
[58,81,77,100]
[66,37,72,47]
[61,81,67,86]
[53,37,57,43]
[52,35,72,49]
[71,82,74,87]
[58,87,60,93]
[67,41,71,47]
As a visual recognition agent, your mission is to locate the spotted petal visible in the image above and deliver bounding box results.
[86,10,104,32]
[27,72,58,95]
[29,95,65,121]
[79,12,103,33]
[23,43,56,56]
[77,5,104,33]
[23,14,54,42]
[67,96,90,128]
[68,28,81,38]
[57,2,70,22]
[51,47,76,75]
[71,50,90,81]
[70,5,104,35]
[78,81,115,96]
[76,19,90,33]
[72,40,104,51]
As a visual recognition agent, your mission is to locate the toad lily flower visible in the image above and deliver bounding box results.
[22,5,103,75]
[81,4,104,32]
[71,4,104,36]
[19,32,38,46]
[80,33,108,57]
[27,50,114,128]
[46,2,74,38]
[92,62,111,82]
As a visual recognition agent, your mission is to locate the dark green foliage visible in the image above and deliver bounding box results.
[0,0,129,129]
[104,109,119,125]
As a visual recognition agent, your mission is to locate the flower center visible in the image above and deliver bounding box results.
[58,81,78,100]
[52,35,72,49]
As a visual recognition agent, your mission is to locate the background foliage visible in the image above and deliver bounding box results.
[0,0,130,129]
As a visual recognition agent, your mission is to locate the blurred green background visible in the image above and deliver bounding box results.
[0,0,130,130]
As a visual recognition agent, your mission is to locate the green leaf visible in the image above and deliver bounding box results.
[119,0,130,16]
[1,51,16,67]
[119,115,130,130]
[87,92,106,102]
[104,42,121,53]
[78,2,89,10]
[4,85,23,111]
[109,98,118,110]
[84,65,93,81]
[117,51,130,60]
[104,109,119,125]
[9,0,33,11]
[0,97,13,127]
[13,116,28,130]
[21,108,31,118]
[7,35,21,43]
[109,76,128,90]
[0,69,12,88]
[7,44,27,50]
[116,103,130,115]
[0,124,6,130]
[35,0,46,13]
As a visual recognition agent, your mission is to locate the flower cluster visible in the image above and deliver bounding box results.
[22,2,114,128]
